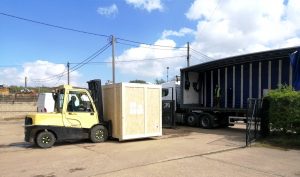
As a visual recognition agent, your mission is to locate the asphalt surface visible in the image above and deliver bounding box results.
[0,120,299,177]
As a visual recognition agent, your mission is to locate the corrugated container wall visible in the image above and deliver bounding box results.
[102,83,162,141]
[180,46,299,110]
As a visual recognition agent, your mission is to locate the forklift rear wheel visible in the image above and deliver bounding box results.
[36,131,56,148]
[90,125,108,143]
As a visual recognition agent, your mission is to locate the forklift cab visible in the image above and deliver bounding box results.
[61,88,99,128]
[25,80,110,148]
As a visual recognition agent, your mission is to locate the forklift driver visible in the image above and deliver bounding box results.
[67,96,78,112]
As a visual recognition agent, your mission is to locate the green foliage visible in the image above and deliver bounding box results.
[129,80,147,84]
[154,78,165,84]
[8,86,53,93]
[258,134,300,149]
[9,86,34,93]
[37,87,53,93]
[267,85,300,134]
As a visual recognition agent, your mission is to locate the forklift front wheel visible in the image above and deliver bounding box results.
[36,131,56,148]
[90,125,108,143]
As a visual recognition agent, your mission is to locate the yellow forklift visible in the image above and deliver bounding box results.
[24,80,112,148]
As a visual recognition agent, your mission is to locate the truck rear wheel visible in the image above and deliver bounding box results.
[186,113,198,126]
[36,131,56,148]
[90,125,108,143]
[200,114,214,129]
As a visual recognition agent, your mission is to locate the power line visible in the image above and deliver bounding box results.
[53,68,67,86]
[49,43,111,82]
[0,63,66,67]
[0,12,110,38]
[69,55,187,65]
[33,51,183,83]
[116,37,187,49]
[190,52,212,61]
[190,48,213,60]
[33,54,185,82]
[116,41,186,51]
[117,55,187,63]
[69,61,109,64]
[0,12,189,50]
[190,56,211,63]
[0,54,185,69]
[0,12,191,56]
[191,56,205,62]
[69,42,111,71]
[32,42,111,82]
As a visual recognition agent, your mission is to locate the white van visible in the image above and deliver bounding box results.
[37,93,55,112]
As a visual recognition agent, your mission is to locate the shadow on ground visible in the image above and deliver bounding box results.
[1,119,246,149]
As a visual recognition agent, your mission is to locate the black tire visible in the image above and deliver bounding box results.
[90,125,108,143]
[36,131,56,148]
[200,114,214,129]
[186,113,198,126]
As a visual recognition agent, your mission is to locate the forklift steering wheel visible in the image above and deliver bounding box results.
[78,105,87,111]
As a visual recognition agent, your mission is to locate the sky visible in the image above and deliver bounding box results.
[1,0,300,87]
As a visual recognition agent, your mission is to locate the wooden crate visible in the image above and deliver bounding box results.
[102,83,162,141]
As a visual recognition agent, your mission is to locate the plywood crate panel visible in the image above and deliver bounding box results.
[102,83,162,141]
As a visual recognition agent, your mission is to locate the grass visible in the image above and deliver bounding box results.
[256,133,300,150]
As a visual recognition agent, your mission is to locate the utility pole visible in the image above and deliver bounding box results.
[25,76,27,88]
[111,35,117,124]
[112,35,115,84]
[67,62,70,85]
[167,67,169,82]
[187,42,190,67]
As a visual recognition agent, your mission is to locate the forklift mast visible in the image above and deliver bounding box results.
[87,79,104,123]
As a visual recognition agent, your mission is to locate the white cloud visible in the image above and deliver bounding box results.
[281,37,300,48]
[125,0,163,12]
[162,27,195,39]
[97,4,118,17]
[186,0,300,58]
[115,39,186,80]
[0,67,19,86]
[114,0,300,81]
[0,60,80,87]
[185,0,218,20]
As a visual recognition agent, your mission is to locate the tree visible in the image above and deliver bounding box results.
[154,78,165,84]
[129,80,147,84]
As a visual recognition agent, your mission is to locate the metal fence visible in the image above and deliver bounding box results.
[246,98,262,146]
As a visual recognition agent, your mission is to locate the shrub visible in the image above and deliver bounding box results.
[267,85,300,134]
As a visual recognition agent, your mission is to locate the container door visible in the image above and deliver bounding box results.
[146,88,161,135]
[122,86,145,139]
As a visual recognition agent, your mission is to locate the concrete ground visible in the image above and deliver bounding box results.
[0,120,299,177]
